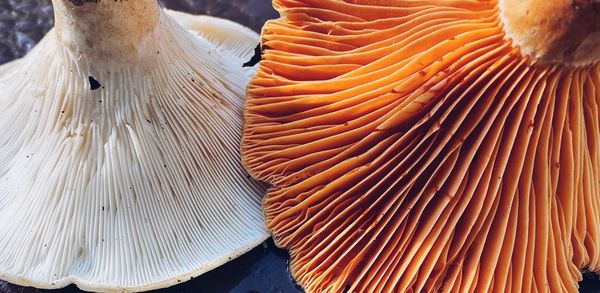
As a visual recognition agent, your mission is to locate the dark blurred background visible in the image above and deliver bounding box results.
[1,1,600,292]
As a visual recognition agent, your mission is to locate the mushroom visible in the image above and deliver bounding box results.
[242,0,600,292]
[0,0,267,291]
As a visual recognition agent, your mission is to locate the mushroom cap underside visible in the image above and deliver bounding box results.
[242,0,600,292]
[0,8,267,292]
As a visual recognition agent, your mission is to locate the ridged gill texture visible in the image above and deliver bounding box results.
[242,0,600,292]
[0,9,267,292]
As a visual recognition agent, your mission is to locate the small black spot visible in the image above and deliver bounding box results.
[102,206,105,211]
[89,76,101,90]
[69,0,100,6]
[243,44,262,67]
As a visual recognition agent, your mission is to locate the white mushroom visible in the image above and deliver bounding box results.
[0,0,267,291]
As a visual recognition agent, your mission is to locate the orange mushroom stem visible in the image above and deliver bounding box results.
[500,0,600,66]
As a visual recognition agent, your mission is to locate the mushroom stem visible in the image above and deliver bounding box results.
[500,0,600,66]
[52,0,161,62]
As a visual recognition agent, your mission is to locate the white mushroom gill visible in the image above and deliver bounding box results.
[0,0,267,291]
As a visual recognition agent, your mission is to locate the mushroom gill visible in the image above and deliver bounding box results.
[242,0,600,292]
[0,0,267,291]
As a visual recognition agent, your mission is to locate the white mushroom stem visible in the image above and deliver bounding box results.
[500,0,600,66]
[52,0,161,62]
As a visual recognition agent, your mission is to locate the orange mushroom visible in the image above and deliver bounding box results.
[242,0,600,292]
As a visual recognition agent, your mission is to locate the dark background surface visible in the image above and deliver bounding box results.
[0,0,599,292]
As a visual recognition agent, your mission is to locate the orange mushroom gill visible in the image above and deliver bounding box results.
[242,0,600,292]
